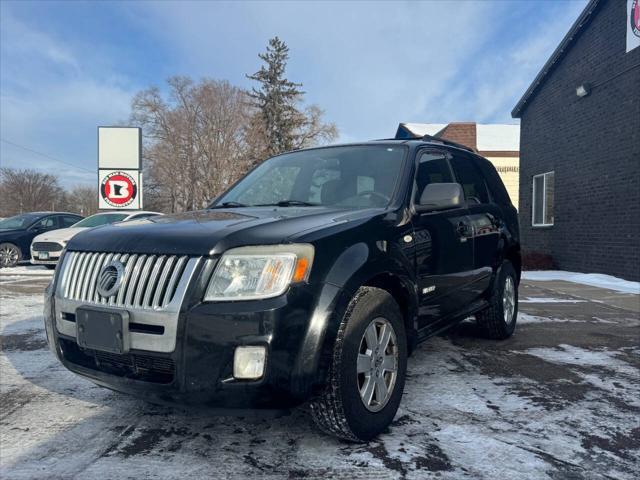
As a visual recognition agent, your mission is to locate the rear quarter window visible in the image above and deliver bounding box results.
[475,157,512,206]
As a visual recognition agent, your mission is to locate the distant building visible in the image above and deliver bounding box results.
[512,0,640,280]
[396,122,520,209]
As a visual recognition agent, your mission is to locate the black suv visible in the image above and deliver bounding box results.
[44,137,520,441]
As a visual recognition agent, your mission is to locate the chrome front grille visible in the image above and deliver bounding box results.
[59,251,190,309]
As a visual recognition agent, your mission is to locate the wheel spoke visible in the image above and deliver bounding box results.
[364,322,378,349]
[374,376,388,404]
[361,375,375,405]
[357,353,372,374]
[381,354,396,372]
[378,323,391,352]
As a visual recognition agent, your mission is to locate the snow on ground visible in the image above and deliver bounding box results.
[519,297,586,303]
[522,270,640,295]
[0,266,54,277]
[1,278,639,479]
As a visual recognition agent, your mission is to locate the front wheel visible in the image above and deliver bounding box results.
[309,287,407,442]
[0,243,21,268]
[476,261,518,339]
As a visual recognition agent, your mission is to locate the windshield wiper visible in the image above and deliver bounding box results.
[209,201,247,209]
[253,200,320,207]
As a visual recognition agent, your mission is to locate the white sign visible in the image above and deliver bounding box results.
[628,0,640,53]
[98,169,141,210]
[98,127,142,210]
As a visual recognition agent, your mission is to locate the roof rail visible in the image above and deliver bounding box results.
[420,134,475,153]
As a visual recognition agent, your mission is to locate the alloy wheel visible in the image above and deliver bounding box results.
[503,275,516,324]
[357,317,398,412]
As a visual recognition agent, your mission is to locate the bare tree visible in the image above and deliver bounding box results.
[131,77,253,212]
[0,168,64,217]
[64,185,98,216]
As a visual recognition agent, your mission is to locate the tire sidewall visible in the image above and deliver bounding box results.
[338,290,407,441]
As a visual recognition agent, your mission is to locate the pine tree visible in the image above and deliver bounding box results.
[247,37,306,156]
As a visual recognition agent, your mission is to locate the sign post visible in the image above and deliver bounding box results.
[98,127,142,210]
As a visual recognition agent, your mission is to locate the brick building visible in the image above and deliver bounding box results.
[512,0,640,281]
[396,122,520,209]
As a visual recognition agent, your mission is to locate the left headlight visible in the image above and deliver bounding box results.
[204,244,314,301]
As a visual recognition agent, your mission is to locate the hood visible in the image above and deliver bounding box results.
[67,207,382,256]
[33,227,89,244]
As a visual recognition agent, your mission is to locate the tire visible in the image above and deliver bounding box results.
[309,287,407,442]
[0,243,21,268]
[476,261,518,339]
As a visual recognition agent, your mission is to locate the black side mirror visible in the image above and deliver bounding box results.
[416,183,465,212]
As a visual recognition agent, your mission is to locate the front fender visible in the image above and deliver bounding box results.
[290,242,417,398]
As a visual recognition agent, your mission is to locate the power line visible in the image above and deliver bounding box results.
[0,138,96,174]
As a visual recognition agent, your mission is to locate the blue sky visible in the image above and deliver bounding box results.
[0,0,588,187]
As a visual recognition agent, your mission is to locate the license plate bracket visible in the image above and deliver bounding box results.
[76,307,130,354]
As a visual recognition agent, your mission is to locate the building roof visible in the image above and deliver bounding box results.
[397,122,519,153]
[511,0,602,118]
[397,123,447,137]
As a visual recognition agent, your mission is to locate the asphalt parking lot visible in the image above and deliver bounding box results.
[1,269,638,479]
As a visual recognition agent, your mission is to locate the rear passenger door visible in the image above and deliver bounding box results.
[411,150,475,329]
[449,154,502,296]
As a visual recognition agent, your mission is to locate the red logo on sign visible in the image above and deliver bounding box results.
[100,171,137,208]
[633,0,640,37]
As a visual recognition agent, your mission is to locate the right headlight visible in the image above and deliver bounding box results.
[204,244,314,301]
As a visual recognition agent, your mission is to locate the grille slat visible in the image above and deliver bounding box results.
[59,251,190,310]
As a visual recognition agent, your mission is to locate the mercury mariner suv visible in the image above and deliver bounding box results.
[44,136,521,441]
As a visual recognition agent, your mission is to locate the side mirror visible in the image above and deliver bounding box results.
[416,183,465,212]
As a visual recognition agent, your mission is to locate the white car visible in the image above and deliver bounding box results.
[31,211,161,268]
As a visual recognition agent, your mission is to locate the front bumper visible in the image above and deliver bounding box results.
[45,276,334,409]
[31,248,62,265]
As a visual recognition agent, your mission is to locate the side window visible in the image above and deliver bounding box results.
[414,152,453,202]
[450,155,490,205]
[532,171,554,226]
[61,215,80,227]
[32,216,57,230]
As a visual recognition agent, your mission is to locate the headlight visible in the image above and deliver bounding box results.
[204,244,314,301]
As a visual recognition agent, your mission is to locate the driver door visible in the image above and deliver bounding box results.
[411,150,475,329]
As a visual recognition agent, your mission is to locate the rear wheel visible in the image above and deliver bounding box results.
[0,243,21,268]
[476,261,518,339]
[310,287,407,442]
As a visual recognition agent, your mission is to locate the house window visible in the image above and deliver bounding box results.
[532,171,554,226]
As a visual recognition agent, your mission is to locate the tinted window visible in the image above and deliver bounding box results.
[32,216,57,230]
[475,157,512,206]
[61,215,81,227]
[415,152,453,202]
[217,145,406,209]
[0,214,40,229]
[450,155,490,204]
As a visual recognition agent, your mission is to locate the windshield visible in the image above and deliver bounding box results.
[73,213,128,228]
[0,214,39,229]
[214,145,406,209]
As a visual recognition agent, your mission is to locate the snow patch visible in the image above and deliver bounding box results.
[0,266,54,277]
[522,271,639,295]
[519,297,586,303]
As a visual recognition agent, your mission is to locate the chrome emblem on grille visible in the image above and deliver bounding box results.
[96,260,125,298]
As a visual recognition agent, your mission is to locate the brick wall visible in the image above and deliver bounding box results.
[518,0,640,280]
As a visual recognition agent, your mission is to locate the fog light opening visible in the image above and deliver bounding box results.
[233,346,266,380]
